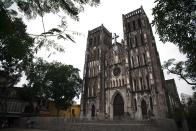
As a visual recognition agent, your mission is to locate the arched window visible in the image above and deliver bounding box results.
[135,35,138,47]
[143,53,146,65]
[92,85,94,96]
[150,97,153,110]
[138,18,141,28]
[91,105,95,117]
[89,38,92,46]
[133,79,136,91]
[133,21,136,31]
[132,57,135,68]
[146,75,150,89]
[134,99,137,111]
[113,80,115,87]
[140,33,144,45]
[140,77,143,90]
[138,55,141,66]
[116,80,118,87]
[92,68,94,77]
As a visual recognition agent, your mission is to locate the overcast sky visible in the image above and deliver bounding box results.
[19,0,194,101]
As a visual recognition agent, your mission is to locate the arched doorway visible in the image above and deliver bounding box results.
[113,93,124,118]
[141,100,147,119]
[91,105,95,117]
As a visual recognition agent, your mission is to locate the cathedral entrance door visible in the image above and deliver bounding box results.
[113,93,124,118]
[91,105,95,117]
[141,100,147,119]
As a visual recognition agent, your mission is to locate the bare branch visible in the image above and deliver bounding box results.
[166,66,196,85]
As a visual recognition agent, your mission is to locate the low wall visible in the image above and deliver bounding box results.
[18,117,179,131]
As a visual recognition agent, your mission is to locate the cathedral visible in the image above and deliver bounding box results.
[80,7,180,120]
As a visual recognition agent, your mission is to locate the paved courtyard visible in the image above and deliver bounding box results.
[1,128,51,131]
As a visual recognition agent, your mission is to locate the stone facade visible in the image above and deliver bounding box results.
[165,79,181,112]
[81,7,176,120]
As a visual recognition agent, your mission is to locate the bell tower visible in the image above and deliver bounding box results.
[122,6,168,118]
[81,25,112,118]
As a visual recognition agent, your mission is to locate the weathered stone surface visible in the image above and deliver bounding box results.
[81,7,175,120]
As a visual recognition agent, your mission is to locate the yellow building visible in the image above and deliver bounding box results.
[48,101,80,118]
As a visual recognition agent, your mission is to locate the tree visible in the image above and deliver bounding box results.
[152,0,196,88]
[0,0,96,118]
[1,0,100,53]
[0,6,34,87]
[0,0,99,87]
[25,59,82,115]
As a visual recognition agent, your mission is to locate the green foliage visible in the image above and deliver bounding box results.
[0,5,34,87]
[25,58,82,113]
[152,0,195,51]
[1,0,100,52]
[0,0,99,87]
[163,59,196,88]
[3,0,99,20]
[152,0,196,87]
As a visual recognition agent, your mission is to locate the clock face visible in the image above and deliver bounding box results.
[113,67,121,76]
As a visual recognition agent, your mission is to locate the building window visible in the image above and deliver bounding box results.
[88,86,90,97]
[146,75,150,89]
[135,35,138,47]
[141,19,145,27]
[138,18,141,28]
[92,86,94,96]
[96,35,99,45]
[132,79,135,91]
[134,99,137,111]
[132,57,135,68]
[137,55,140,67]
[140,33,144,45]
[127,23,130,32]
[129,37,132,48]
[133,21,136,31]
[89,38,92,46]
[134,79,137,91]
[143,53,146,65]
[150,97,153,110]
[140,77,143,90]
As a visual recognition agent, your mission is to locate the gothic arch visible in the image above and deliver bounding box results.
[111,91,124,104]
[141,99,148,119]
[111,91,125,117]
[91,104,95,117]
[134,98,137,111]
[150,96,153,110]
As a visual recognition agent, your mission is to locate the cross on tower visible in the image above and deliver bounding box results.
[112,33,119,44]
